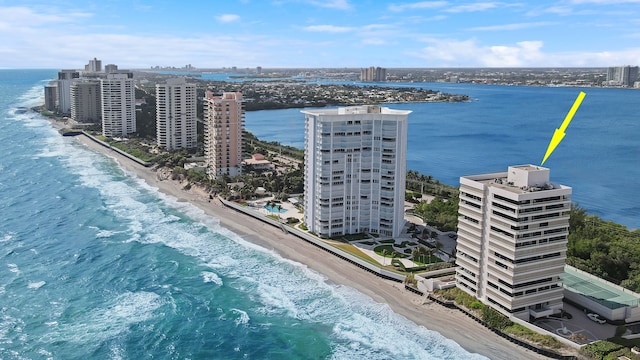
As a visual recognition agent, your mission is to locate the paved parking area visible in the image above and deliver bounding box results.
[532,302,617,345]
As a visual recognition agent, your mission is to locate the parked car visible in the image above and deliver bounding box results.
[448,233,457,239]
[587,313,606,324]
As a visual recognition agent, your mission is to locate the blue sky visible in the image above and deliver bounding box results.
[1,0,639,69]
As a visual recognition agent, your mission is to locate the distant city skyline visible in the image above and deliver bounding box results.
[2,1,640,69]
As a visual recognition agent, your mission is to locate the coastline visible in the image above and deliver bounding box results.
[70,132,555,360]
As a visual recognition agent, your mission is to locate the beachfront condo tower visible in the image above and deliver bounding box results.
[456,165,571,321]
[156,78,197,150]
[56,70,80,114]
[302,105,411,238]
[100,72,136,137]
[70,80,102,124]
[203,92,244,179]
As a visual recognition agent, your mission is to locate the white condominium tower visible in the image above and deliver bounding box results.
[100,73,136,137]
[203,92,243,179]
[302,105,410,238]
[456,165,571,320]
[156,78,197,150]
[56,70,80,114]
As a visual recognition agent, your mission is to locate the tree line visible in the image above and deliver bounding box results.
[567,205,640,292]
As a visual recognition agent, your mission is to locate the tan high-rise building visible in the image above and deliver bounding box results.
[70,80,101,124]
[204,92,243,178]
[456,165,571,320]
[156,78,197,150]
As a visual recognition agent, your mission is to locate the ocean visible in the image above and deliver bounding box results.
[244,82,640,229]
[0,70,484,359]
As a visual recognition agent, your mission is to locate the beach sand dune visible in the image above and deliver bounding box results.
[75,134,558,360]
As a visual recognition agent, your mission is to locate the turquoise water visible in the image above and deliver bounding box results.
[0,70,484,359]
[264,204,288,213]
[244,83,640,229]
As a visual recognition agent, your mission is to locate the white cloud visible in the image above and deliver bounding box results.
[361,38,387,45]
[307,0,352,10]
[215,14,240,23]
[303,25,353,33]
[570,0,640,3]
[445,2,500,13]
[469,22,556,31]
[0,6,92,27]
[415,38,544,66]
[526,6,575,16]
[413,37,640,67]
[388,1,448,12]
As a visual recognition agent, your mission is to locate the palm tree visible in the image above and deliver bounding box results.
[412,247,422,264]
[276,204,283,221]
[382,249,388,266]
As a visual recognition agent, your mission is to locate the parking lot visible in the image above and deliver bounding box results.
[533,302,617,345]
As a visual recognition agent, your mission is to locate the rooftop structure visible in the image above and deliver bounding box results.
[456,165,572,320]
[242,153,271,171]
[302,105,410,238]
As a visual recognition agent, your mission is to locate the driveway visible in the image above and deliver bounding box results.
[532,302,617,345]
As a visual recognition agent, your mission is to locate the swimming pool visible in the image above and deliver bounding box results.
[264,204,288,213]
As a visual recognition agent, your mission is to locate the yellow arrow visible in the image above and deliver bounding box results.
[541,91,586,165]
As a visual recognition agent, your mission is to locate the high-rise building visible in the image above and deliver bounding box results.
[203,92,244,179]
[56,70,80,114]
[156,78,197,150]
[104,64,118,73]
[360,66,387,82]
[44,83,57,112]
[456,165,571,320]
[85,57,102,72]
[606,66,639,86]
[302,105,410,238]
[70,80,102,123]
[100,73,136,137]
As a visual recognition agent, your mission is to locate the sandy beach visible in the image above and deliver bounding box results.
[73,133,557,360]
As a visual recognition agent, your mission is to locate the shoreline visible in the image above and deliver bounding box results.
[70,132,555,360]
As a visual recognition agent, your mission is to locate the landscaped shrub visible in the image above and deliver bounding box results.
[423,262,455,271]
[603,348,637,360]
[582,340,625,359]
[504,323,563,349]
[469,301,483,309]
[480,306,512,330]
